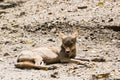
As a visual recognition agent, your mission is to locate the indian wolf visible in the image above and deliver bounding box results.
[15,30,89,70]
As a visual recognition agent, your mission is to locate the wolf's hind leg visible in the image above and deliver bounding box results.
[15,61,57,70]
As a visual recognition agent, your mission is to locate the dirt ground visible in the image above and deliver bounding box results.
[0,0,120,80]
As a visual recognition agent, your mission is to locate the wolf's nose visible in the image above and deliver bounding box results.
[66,51,70,53]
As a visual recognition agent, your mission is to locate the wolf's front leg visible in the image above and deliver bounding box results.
[60,58,91,68]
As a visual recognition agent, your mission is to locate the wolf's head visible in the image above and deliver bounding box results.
[60,30,79,56]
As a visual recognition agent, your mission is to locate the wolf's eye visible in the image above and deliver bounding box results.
[71,39,76,44]
[70,41,74,44]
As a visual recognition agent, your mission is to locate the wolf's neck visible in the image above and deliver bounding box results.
[60,45,66,53]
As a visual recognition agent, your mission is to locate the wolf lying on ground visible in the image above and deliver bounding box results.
[15,30,90,70]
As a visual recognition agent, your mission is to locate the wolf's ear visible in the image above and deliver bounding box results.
[72,30,79,38]
[59,32,66,39]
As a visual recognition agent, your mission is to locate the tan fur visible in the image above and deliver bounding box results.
[15,30,89,70]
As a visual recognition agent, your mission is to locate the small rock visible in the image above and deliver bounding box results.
[48,12,52,15]
[14,55,17,57]
[13,48,17,51]
[50,28,56,33]
[42,31,47,35]
[50,72,58,78]
[5,41,10,45]
[3,53,10,56]
[108,18,113,22]
[47,39,55,42]
[19,12,25,16]
[83,49,88,51]
[85,36,88,39]
[102,20,105,22]
[32,43,36,47]
[77,6,87,9]
[0,58,4,62]
[73,66,78,69]
[51,74,57,78]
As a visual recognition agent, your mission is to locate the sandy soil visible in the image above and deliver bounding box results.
[0,0,120,80]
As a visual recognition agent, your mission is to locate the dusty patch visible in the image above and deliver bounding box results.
[0,0,120,80]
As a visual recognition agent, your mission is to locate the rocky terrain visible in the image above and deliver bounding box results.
[0,0,120,80]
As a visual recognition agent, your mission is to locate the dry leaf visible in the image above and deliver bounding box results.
[21,41,34,44]
[98,2,104,6]
[91,57,106,62]
[92,73,110,79]
[113,69,118,75]
[25,41,34,44]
